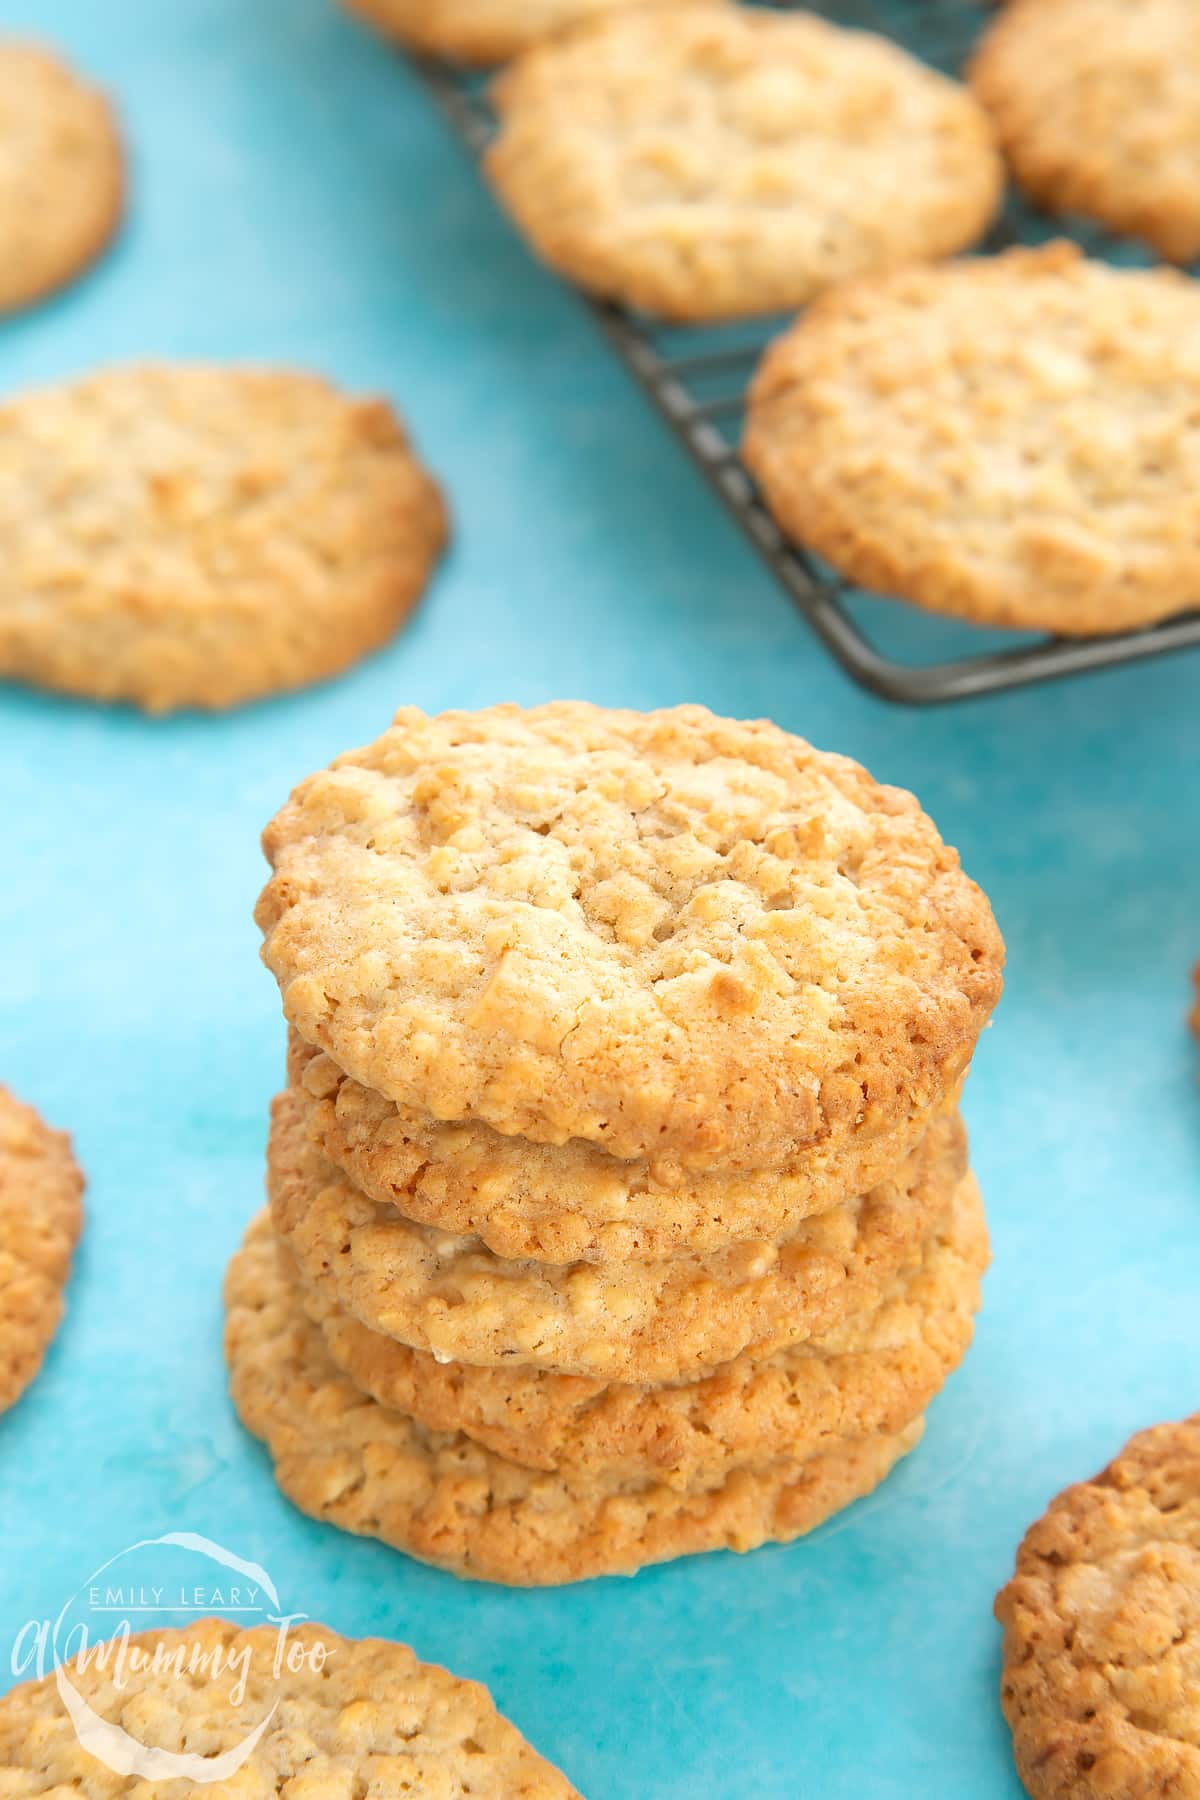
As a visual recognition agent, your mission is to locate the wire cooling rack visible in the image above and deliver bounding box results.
[410,0,1200,704]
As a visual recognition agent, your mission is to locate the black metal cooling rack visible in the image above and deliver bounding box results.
[409,1,1200,704]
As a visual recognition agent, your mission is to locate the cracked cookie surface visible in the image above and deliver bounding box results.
[971,0,1200,262]
[996,1414,1200,1800]
[485,3,1001,321]
[745,244,1200,637]
[269,1086,968,1381]
[0,1617,581,1796]
[0,41,123,314]
[225,1222,924,1584]
[257,703,1003,1172]
[0,1086,84,1414]
[0,364,447,713]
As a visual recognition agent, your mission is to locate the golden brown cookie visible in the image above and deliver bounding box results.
[287,1166,987,1486]
[0,1618,581,1796]
[0,1086,84,1413]
[0,41,123,315]
[224,1221,924,1585]
[996,1415,1200,1800]
[269,1086,968,1381]
[745,243,1200,638]
[343,0,713,65]
[289,1028,966,1261]
[0,364,447,714]
[485,4,1001,322]
[257,703,1003,1173]
[971,0,1200,262]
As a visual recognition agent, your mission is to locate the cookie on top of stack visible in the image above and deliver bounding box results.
[226,702,1004,1585]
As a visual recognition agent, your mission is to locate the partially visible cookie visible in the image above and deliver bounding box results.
[287,1165,987,1486]
[0,1617,581,1797]
[269,1086,968,1381]
[224,1221,924,1584]
[0,364,447,713]
[745,244,1200,637]
[257,703,1003,1173]
[0,1086,84,1413]
[343,0,713,65]
[289,1028,965,1262]
[996,1415,1200,1800]
[971,0,1200,262]
[485,4,1002,321]
[0,42,123,314]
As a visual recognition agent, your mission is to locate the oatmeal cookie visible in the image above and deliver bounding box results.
[257,703,1002,1172]
[0,1086,84,1414]
[996,1415,1200,1800]
[745,245,1200,636]
[225,1221,924,1584]
[485,4,1001,320]
[0,41,122,313]
[0,364,447,712]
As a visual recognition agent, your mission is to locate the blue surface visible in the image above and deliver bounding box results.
[1,2,1198,1795]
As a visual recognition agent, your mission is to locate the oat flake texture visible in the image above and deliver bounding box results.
[485,3,1001,321]
[287,1027,965,1261]
[745,244,1200,637]
[0,1618,582,1796]
[224,1221,926,1586]
[0,364,447,713]
[268,1085,970,1382]
[996,1414,1200,1800]
[289,1169,988,1489]
[256,702,1004,1172]
[971,0,1200,263]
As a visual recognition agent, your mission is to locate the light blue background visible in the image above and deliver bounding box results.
[1,2,1197,1794]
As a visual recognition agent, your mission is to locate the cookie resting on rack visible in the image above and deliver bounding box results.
[485,3,1002,321]
[744,244,1200,637]
[0,41,123,314]
[996,1414,1200,1800]
[0,1618,582,1797]
[0,364,447,713]
[971,0,1200,263]
[255,702,1004,1173]
[0,1086,83,1414]
[342,0,717,64]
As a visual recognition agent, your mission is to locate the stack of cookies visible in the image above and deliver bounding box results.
[226,702,1004,1585]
